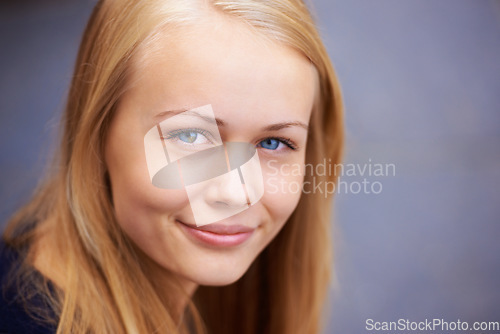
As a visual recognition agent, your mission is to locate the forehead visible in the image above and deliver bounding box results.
[125,14,318,123]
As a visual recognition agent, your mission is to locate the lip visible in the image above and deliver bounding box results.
[176,220,255,247]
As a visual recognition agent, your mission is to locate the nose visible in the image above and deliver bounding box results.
[180,142,263,226]
[204,170,249,209]
[185,169,249,226]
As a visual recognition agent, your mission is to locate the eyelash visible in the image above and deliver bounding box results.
[259,136,298,151]
[161,128,298,150]
[162,128,214,143]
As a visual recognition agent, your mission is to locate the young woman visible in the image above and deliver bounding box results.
[1,0,343,333]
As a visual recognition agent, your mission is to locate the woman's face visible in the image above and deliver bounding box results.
[105,15,318,286]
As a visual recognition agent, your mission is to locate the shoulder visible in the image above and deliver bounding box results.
[0,240,57,334]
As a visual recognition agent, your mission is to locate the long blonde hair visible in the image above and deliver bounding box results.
[3,0,343,333]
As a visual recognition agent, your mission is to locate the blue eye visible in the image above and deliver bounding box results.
[257,137,298,151]
[164,129,213,145]
[178,131,198,143]
[258,138,281,150]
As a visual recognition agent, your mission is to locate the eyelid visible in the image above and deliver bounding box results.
[258,136,298,151]
[161,128,216,144]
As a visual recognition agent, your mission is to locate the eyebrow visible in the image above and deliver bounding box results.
[154,109,225,126]
[261,121,308,131]
[154,110,308,131]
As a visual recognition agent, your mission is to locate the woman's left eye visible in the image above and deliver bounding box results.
[257,138,296,151]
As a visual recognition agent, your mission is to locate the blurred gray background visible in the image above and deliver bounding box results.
[1,0,499,332]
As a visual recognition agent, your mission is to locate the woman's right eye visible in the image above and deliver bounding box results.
[177,131,201,144]
[163,129,213,146]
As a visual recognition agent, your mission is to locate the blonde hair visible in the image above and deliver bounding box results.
[3,0,343,333]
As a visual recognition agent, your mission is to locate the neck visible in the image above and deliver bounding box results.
[175,278,199,321]
[136,247,199,323]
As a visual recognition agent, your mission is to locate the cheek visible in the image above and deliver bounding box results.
[106,139,191,238]
[260,160,304,225]
[113,182,190,228]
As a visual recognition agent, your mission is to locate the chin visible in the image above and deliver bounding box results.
[188,264,251,287]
